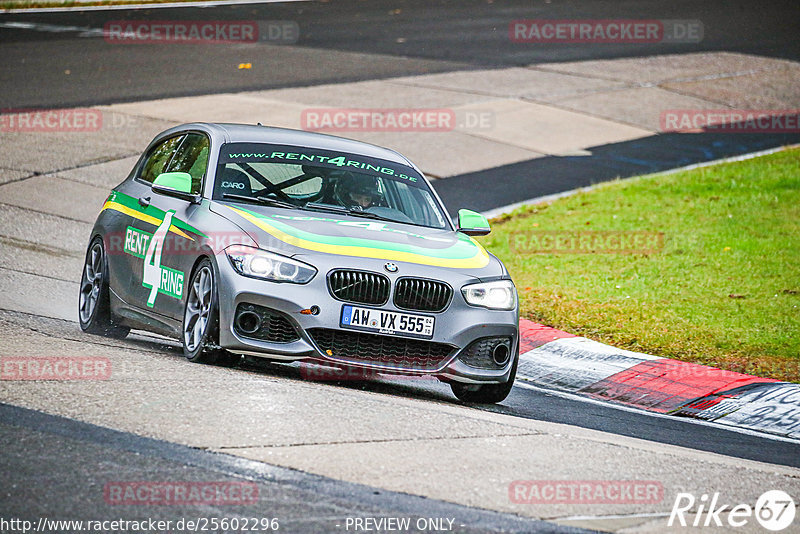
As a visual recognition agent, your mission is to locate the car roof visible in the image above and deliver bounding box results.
[162,122,415,167]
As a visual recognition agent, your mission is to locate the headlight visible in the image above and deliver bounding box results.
[461,279,517,310]
[225,245,316,284]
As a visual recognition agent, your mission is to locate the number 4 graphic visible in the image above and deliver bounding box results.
[142,211,174,308]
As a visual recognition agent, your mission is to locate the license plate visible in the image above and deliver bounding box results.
[340,305,434,339]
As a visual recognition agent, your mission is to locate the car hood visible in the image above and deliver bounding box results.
[210,202,504,276]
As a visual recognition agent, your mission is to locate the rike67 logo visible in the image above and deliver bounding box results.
[669,490,795,531]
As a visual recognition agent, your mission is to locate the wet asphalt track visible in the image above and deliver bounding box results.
[2,0,799,212]
[1,1,799,531]
[1,402,589,534]
[2,0,799,109]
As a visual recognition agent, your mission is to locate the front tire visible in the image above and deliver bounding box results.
[182,258,232,364]
[450,344,518,404]
[78,237,129,338]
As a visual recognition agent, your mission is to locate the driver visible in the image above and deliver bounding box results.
[335,173,382,209]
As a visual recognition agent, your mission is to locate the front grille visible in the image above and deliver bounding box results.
[458,337,513,369]
[328,270,390,305]
[394,277,452,312]
[308,328,454,371]
[234,303,300,343]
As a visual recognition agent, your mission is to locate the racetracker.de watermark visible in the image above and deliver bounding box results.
[104,481,259,506]
[660,109,800,133]
[510,19,703,43]
[107,230,262,258]
[1,356,111,380]
[103,20,299,44]
[510,480,663,504]
[0,517,279,533]
[1,108,144,132]
[1,108,102,132]
[509,230,665,255]
[300,108,495,132]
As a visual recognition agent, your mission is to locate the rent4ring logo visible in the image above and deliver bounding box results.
[668,490,796,531]
[123,212,185,307]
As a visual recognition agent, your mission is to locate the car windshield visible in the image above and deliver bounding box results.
[213,143,449,229]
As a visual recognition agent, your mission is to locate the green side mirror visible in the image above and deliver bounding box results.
[457,209,490,236]
[153,171,192,193]
[151,172,199,203]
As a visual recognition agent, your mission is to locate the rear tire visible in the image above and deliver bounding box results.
[450,343,518,404]
[182,258,233,364]
[78,237,129,339]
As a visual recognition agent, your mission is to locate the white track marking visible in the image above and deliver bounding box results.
[2,0,310,14]
[555,512,671,521]
[0,21,103,36]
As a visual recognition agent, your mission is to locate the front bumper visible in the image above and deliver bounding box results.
[214,254,519,384]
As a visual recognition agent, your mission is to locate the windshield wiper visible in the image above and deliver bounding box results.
[300,202,352,216]
[222,193,297,210]
[301,202,345,213]
[344,210,396,222]
[302,202,396,222]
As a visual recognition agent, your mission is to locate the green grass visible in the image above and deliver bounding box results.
[479,147,800,382]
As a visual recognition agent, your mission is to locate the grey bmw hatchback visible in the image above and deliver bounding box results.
[79,123,519,403]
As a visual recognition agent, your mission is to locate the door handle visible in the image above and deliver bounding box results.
[138,196,150,207]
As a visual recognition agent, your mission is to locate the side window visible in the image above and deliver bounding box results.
[166,133,210,194]
[139,135,184,184]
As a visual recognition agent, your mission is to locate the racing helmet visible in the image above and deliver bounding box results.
[334,173,382,208]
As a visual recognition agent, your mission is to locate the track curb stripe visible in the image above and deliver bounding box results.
[517,319,799,439]
[580,360,778,414]
[518,320,575,353]
[675,383,800,439]
[517,335,656,393]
